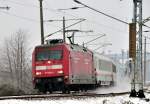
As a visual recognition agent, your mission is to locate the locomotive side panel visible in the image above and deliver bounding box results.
[69,45,95,84]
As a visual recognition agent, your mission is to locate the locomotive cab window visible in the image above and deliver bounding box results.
[36,50,63,61]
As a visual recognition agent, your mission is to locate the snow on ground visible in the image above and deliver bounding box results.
[0,94,150,104]
[91,75,131,94]
[0,81,149,104]
[0,76,148,104]
[92,80,130,94]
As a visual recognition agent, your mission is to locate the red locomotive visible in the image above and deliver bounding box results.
[32,39,116,93]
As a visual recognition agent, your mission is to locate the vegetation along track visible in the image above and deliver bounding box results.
[0,92,130,100]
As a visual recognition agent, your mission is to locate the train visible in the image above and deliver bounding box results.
[32,39,116,93]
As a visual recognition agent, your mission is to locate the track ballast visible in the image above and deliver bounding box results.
[0,92,130,100]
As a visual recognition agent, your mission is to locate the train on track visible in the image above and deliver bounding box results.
[32,39,116,93]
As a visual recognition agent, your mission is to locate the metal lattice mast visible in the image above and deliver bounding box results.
[138,0,143,91]
[131,0,145,98]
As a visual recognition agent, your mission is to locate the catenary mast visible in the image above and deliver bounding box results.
[130,0,145,98]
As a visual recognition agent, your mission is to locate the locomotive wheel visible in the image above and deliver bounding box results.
[66,89,70,94]
[37,82,48,94]
[62,88,70,94]
[47,84,53,94]
[62,85,70,94]
[39,86,46,94]
[62,89,66,93]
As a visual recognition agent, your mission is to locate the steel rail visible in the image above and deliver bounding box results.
[0,92,130,100]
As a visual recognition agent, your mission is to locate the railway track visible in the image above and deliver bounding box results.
[0,92,130,100]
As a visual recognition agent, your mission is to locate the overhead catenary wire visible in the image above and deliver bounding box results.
[44,18,85,22]
[45,19,86,38]
[87,42,111,45]
[1,10,63,30]
[5,0,138,46]
[75,35,104,37]
[5,0,130,35]
[5,0,67,15]
[73,0,150,29]
[2,0,134,50]
[43,0,133,35]
[93,43,112,51]
[7,0,150,30]
[1,11,39,23]
[7,0,129,30]
[74,33,105,37]
[5,0,40,9]
[0,6,10,10]
[2,0,87,38]
[74,0,129,25]
[84,34,106,45]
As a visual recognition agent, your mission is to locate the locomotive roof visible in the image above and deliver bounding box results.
[35,43,67,48]
[69,44,92,53]
[34,43,91,52]
[93,52,115,64]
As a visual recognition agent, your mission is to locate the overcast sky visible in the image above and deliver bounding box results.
[0,0,150,54]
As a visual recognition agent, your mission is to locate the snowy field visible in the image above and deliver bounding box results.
[0,80,150,104]
[0,75,149,103]
[0,94,150,104]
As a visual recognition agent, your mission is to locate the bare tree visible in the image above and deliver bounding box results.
[0,29,32,93]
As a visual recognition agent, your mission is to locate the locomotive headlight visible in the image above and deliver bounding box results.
[51,64,63,69]
[36,65,63,70]
[36,72,42,75]
[64,76,69,79]
[36,66,46,70]
[57,78,63,82]
[57,70,63,74]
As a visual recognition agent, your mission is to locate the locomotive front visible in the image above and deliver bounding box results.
[32,43,69,93]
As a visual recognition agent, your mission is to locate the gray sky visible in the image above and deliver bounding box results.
[0,0,150,54]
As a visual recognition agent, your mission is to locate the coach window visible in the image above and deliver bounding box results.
[113,65,116,72]
[99,60,101,70]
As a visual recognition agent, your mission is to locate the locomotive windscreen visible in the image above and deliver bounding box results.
[36,50,62,61]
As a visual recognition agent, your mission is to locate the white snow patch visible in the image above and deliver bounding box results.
[0,95,149,104]
[92,76,131,94]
